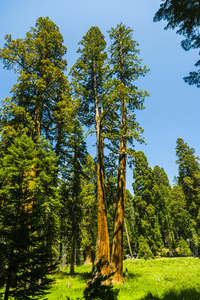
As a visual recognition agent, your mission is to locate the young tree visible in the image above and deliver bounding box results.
[0,134,60,300]
[108,23,149,283]
[70,27,111,279]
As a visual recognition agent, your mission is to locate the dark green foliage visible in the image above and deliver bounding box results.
[153,166,173,254]
[177,237,192,257]
[0,134,60,300]
[132,151,164,255]
[80,154,97,264]
[137,236,154,259]
[154,0,200,87]
[60,119,88,273]
[175,138,200,255]
[154,0,200,49]
[176,138,200,226]
[170,185,193,246]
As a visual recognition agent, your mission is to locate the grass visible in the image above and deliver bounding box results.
[29,258,200,299]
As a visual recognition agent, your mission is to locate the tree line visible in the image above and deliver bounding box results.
[0,1,199,297]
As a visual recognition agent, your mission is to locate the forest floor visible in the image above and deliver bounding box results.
[44,257,200,300]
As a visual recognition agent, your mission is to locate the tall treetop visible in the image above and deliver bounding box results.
[70,26,110,127]
[108,23,149,86]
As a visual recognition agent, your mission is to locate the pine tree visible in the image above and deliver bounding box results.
[70,27,111,279]
[0,134,60,300]
[108,23,149,283]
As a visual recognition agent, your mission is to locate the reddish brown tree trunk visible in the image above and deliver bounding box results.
[93,67,110,280]
[110,136,126,283]
[94,127,110,278]
[110,36,127,284]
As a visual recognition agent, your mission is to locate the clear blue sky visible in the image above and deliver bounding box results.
[0,0,199,193]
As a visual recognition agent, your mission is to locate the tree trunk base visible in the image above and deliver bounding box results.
[84,255,93,265]
[110,273,124,284]
[86,269,111,288]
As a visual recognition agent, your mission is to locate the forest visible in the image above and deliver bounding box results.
[0,0,200,299]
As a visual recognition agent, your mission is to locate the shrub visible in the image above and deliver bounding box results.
[137,236,154,259]
[177,237,192,257]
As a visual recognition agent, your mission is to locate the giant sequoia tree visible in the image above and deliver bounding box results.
[108,23,149,283]
[0,17,74,146]
[70,27,111,278]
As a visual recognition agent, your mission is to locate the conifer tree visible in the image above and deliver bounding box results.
[108,23,149,283]
[70,27,111,279]
[153,166,173,255]
[0,17,74,146]
[132,151,163,256]
[176,138,200,226]
[0,134,60,300]
[80,154,97,265]
[170,185,194,254]
[175,138,200,253]
[65,118,87,275]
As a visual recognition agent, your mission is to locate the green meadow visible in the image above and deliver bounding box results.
[44,257,200,300]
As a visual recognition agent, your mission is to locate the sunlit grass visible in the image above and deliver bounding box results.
[44,265,92,300]
[2,258,198,300]
[43,258,200,299]
[121,258,200,299]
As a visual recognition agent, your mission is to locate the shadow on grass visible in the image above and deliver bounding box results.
[56,270,91,281]
[83,273,119,300]
[141,287,200,300]
[123,271,141,281]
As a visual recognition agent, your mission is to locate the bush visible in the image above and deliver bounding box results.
[177,237,192,257]
[137,236,154,259]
